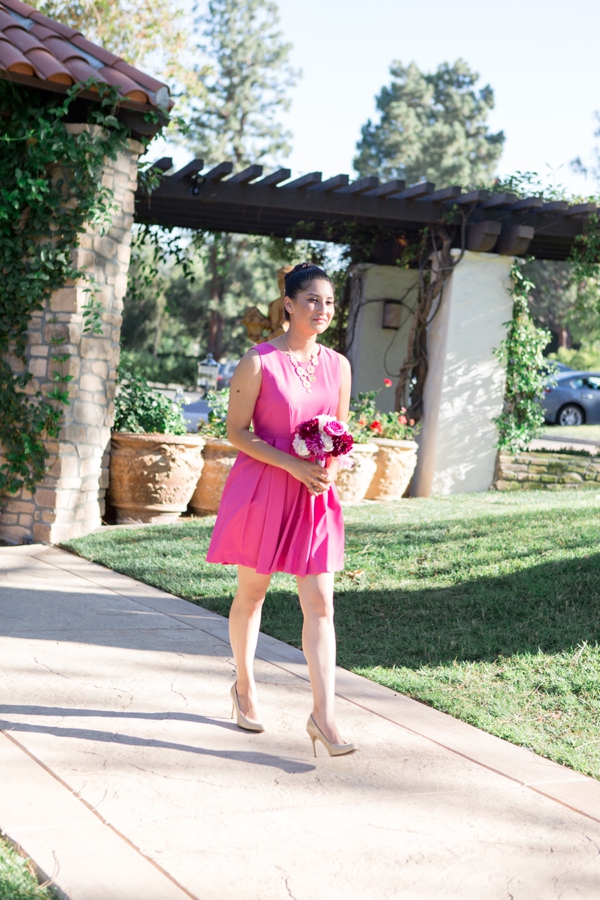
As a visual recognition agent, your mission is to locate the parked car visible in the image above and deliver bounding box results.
[543,371,600,425]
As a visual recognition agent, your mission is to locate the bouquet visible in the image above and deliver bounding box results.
[292,416,354,469]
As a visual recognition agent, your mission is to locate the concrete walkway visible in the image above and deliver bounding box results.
[2,546,600,900]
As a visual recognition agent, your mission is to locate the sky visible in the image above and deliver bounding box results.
[157,0,600,196]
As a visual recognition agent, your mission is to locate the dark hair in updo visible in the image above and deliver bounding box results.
[283,262,333,321]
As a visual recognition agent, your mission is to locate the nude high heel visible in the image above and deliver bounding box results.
[230,682,265,733]
[306,714,357,757]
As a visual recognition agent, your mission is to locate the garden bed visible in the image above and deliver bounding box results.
[65,489,600,779]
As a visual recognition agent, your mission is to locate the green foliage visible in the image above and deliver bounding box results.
[0,80,129,495]
[198,389,230,438]
[113,367,188,434]
[549,343,600,371]
[188,0,298,167]
[354,59,504,187]
[349,388,419,442]
[494,261,552,452]
[524,259,600,353]
[0,835,55,899]
[120,349,198,387]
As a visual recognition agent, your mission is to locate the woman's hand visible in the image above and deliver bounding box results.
[285,457,334,496]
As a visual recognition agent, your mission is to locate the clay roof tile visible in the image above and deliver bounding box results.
[0,33,33,74]
[0,0,170,110]
[25,47,72,84]
[29,22,56,41]
[0,8,16,29]
[63,57,106,87]
[28,11,78,39]
[69,34,118,66]
[42,35,87,63]
[98,66,148,103]
[3,23,43,53]
[0,0,35,18]
[112,59,165,94]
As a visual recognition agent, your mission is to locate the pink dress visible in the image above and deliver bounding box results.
[206,342,345,576]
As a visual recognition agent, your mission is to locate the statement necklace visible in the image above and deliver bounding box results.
[284,335,320,393]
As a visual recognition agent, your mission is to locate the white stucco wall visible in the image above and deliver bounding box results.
[346,264,419,413]
[412,251,514,496]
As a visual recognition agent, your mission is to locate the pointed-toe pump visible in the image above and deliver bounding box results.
[306,714,357,757]
[230,682,265,733]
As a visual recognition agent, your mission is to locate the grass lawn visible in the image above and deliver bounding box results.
[0,836,55,899]
[66,490,600,779]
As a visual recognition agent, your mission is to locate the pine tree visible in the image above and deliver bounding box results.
[354,59,505,188]
[188,0,298,167]
[188,0,298,356]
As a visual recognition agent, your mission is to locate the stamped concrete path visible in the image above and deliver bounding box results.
[2,545,600,900]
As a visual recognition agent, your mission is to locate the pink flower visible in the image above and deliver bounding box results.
[304,434,326,460]
[409,418,415,426]
[332,433,354,456]
[383,378,392,387]
[323,419,345,437]
[369,421,383,434]
[399,415,407,425]
[298,417,319,439]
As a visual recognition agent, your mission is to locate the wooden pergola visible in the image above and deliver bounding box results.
[135,158,596,261]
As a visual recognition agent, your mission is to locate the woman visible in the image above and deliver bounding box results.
[206,262,356,757]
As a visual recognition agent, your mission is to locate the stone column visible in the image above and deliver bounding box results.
[411,251,514,496]
[0,132,143,545]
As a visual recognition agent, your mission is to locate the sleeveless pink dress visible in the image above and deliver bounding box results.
[206,342,345,576]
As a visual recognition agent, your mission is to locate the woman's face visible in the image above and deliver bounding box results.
[285,279,335,334]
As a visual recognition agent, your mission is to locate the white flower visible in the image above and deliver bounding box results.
[322,434,333,452]
[293,434,310,457]
[316,414,335,431]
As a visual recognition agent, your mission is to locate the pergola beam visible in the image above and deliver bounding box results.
[135,161,595,261]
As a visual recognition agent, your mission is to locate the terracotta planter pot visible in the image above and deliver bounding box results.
[335,442,379,503]
[189,437,239,516]
[365,438,418,501]
[109,432,206,524]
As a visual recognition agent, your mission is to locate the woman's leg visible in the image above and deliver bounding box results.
[296,572,344,745]
[229,565,271,720]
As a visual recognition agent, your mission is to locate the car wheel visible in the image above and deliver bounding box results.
[557,404,585,426]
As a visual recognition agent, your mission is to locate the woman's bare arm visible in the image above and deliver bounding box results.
[226,349,332,495]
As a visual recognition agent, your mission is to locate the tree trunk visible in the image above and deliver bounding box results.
[208,308,223,359]
[207,242,223,359]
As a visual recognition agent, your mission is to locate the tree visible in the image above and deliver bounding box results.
[354,59,505,188]
[186,0,299,356]
[525,258,600,364]
[31,0,201,98]
[187,0,298,168]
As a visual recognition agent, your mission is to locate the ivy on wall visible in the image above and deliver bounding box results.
[494,260,551,452]
[0,79,129,495]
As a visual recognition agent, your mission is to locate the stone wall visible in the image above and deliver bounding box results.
[0,130,142,545]
[494,450,600,491]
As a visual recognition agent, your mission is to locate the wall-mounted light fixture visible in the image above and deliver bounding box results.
[381,300,403,330]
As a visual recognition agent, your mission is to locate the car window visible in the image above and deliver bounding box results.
[566,378,584,389]
[584,377,600,390]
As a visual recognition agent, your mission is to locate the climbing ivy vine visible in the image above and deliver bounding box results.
[0,79,130,495]
[494,260,552,452]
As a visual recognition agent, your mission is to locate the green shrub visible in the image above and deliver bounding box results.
[198,389,229,438]
[113,368,188,434]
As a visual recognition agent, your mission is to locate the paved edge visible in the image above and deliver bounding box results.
[6,544,600,829]
[0,731,196,900]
